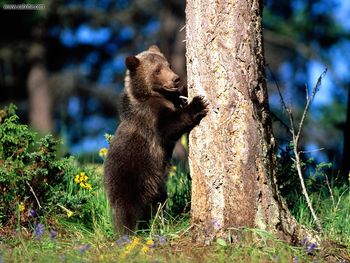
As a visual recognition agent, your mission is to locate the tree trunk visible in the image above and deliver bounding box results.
[27,43,52,133]
[186,0,314,244]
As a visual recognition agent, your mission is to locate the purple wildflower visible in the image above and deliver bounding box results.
[50,230,57,239]
[153,234,167,245]
[306,242,317,253]
[79,244,91,254]
[293,256,298,263]
[35,223,45,240]
[116,238,124,247]
[116,235,131,247]
[0,252,3,263]
[158,236,167,244]
[29,209,37,218]
[123,235,131,243]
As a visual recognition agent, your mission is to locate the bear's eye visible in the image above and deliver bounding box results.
[155,66,162,75]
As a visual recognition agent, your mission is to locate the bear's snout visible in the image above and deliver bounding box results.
[173,76,180,85]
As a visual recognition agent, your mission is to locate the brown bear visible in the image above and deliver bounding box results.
[104,45,207,234]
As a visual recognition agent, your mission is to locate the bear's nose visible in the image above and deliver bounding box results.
[173,77,180,84]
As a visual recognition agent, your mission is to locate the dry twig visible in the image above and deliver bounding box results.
[268,65,327,231]
[26,181,42,209]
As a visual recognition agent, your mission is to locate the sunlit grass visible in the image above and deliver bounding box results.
[0,221,321,263]
[1,163,350,262]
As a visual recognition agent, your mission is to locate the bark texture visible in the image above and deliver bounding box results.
[186,0,314,244]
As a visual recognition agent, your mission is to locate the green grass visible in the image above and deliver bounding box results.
[1,163,349,262]
[0,221,319,263]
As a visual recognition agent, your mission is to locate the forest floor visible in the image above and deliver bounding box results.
[0,225,350,263]
[1,212,350,262]
[1,161,350,263]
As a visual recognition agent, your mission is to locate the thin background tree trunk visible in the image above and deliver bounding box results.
[186,0,314,244]
[27,43,52,133]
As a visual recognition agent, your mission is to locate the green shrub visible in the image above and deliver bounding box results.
[0,105,63,226]
[0,104,109,232]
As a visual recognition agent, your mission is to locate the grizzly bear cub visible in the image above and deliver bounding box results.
[104,45,207,234]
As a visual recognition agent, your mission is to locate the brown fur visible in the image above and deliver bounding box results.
[104,45,207,234]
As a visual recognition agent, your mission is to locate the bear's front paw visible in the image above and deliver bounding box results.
[189,96,208,122]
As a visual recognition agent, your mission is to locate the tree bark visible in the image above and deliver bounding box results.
[186,0,315,244]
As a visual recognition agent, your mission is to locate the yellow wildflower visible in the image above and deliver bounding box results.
[141,245,149,253]
[99,148,108,158]
[57,204,74,218]
[67,210,73,218]
[74,175,80,184]
[146,239,154,247]
[130,237,140,246]
[74,171,92,190]
[124,237,140,253]
[19,202,25,212]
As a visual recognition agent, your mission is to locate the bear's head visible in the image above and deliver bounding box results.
[124,45,180,101]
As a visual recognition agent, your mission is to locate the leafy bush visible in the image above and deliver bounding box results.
[0,104,108,231]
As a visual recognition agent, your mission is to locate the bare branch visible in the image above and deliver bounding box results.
[292,142,322,231]
[299,148,325,154]
[270,66,326,231]
[324,173,335,208]
[266,65,289,114]
[26,181,42,209]
[266,64,295,135]
[295,68,327,145]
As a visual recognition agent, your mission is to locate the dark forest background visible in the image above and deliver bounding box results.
[0,0,349,180]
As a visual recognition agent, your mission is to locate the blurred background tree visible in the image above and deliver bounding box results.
[0,0,349,180]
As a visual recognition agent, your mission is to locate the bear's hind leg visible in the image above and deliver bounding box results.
[112,203,142,235]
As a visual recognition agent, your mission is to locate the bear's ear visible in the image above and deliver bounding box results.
[125,56,140,71]
[148,45,161,53]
